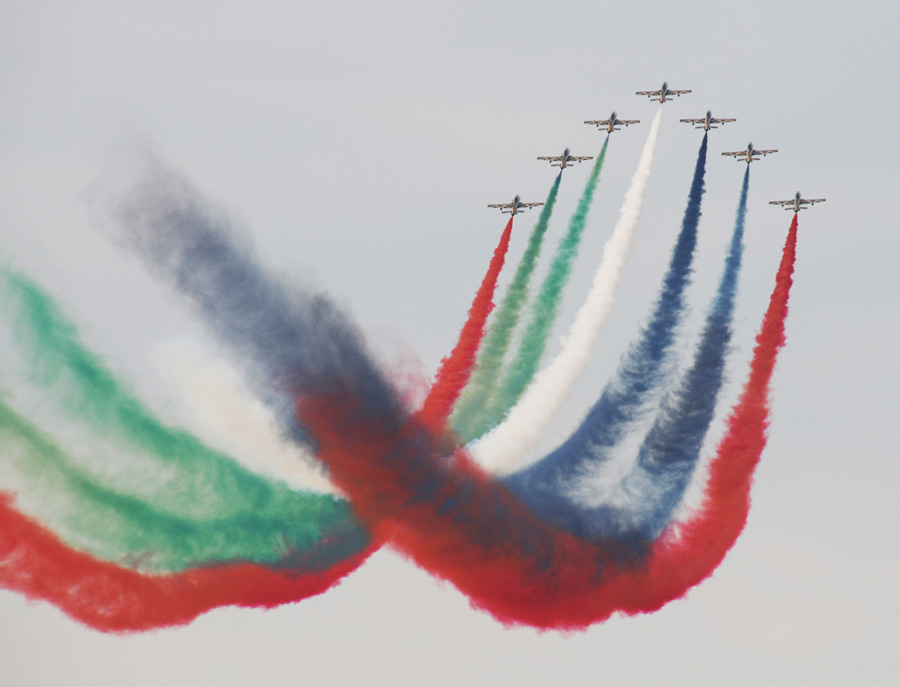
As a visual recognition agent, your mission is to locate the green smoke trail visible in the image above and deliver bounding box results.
[482,138,609,433]
[450,175,562,442]
[0,271,365,572]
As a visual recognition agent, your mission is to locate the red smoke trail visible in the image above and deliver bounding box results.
[0,491,372,633]
[417,217,513,430]
[302,216,799,629]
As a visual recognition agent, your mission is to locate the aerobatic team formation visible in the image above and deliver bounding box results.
[0,82,825,633]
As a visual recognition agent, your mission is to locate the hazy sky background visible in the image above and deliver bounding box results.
[1,1,898,685]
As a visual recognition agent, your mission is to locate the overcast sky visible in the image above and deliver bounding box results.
[1,1,898,685]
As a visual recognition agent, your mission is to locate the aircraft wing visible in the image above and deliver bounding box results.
[619,119,639,125]
[757,149,778,155]
[584,120,607,126]
[768,200,794,206]
[680,118,704,124]
[521,202,544,209]
[713,117,736,124]
[487,203,511,209]
[635,90,658,96]
[570,156,593,162]
[536,156,560,161]
[669,89,692,95]
[721,151,743,157]
[807,198,826,204]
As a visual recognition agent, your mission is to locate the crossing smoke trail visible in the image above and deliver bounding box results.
[0,271,366,572]
[473,109,662,473]
[419,217,513,430]
[508,161,748,545]
[0,491,371,633]
[451,175,562,442]
[299,211,798,629]
[477,139,610,439]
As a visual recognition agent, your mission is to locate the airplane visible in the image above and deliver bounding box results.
[680,111,736,132]
[487,195,544,216]
[537,148,593,170]
[584,111,640,134]
[769,192,826,212]
[636,82,691,103]
[721,142,778,164]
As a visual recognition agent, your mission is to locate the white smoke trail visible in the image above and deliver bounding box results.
[151,338,336,493]
[472,108,663,475]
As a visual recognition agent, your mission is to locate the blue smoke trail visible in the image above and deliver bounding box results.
[504,135,709,533]
[105,159,402,447]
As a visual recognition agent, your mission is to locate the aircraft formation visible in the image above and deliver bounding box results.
[490,81,825,214]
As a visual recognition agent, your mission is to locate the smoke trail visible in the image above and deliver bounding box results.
[418,216,513,429]
[0,271,367,572]
[300,211,798,629]
[102,157,401,449]
[503,134,710,535]
[0,396,368,573]
[451,175,562,441]
[479,139,610,436]
[151,340,335,493]
[0,491,371,633]
[150,337,335,494]
[473,110,662,473]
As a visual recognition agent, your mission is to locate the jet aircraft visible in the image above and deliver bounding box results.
[636,82,691,103]
[721,143,778,164]
[488,195,543,216]
[680,111,736,132]
[769,192,826,212]
[537,148,593,170]
[584,112,640,134]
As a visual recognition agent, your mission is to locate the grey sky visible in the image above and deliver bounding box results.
[1,1,898,685]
